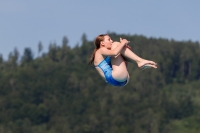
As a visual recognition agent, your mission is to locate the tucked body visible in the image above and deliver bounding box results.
[89,34,157,87]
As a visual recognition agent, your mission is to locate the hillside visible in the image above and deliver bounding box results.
[0,32,200,133]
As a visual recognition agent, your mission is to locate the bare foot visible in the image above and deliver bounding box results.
[137,59,157,69]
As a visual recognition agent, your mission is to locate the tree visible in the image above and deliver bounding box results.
[0,54,3,64]
[21,48,34,64]
[6,48,19,69]
[62,36,69,48]
[81,33,87,45]
[38,41,43,57]
[0,54,3,70]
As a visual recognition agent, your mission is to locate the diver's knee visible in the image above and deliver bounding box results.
[112,41,120,45]
[111,42,121,50]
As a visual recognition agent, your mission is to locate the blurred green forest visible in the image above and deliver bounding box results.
[0,32,200,133]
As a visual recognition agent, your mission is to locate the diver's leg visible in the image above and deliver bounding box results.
[110,42,129,81]
[112,42,157,69]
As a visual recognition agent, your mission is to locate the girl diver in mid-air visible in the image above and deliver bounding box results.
[89,34,157,87]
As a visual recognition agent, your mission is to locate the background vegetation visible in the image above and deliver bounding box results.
[0,32,200,133]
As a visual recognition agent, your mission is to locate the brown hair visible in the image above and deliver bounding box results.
[88,34,108,64]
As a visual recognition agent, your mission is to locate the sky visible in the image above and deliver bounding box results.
[1,0,200,60]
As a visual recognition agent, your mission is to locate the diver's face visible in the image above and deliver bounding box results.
[101,35,113,49]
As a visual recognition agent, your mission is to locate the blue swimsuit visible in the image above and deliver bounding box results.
[95,57,127,87]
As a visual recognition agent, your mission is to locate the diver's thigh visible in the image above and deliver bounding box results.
[111,55,128,81]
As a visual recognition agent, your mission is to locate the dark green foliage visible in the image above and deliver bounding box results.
[21,48,34,64]
[0,33,200,133]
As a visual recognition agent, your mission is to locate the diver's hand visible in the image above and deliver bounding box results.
[120,38,129,45]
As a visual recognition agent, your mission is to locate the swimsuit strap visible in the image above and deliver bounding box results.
[95,56,111,68]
